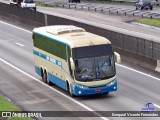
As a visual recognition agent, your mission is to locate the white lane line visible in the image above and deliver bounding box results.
[1,20,160,82]
[132,22,160,31]
[15,42,24,47]
[0,20,32,33]
[0,58,109,120]
[116,64,160,82]
[153,103,160,109]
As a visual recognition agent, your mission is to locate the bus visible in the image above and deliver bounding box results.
[32,25,121,96]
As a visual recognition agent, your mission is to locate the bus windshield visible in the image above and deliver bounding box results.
[74,55,115,81]
[72,44,115,82]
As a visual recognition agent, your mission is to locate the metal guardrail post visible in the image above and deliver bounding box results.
[95,8,96,12]
[101,9,103,13]
[81,6,83,10]
[117,11,118,15]
[69,5,70,9]
[124,12,126,16]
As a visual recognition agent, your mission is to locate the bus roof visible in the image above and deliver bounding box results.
[33,25,111,48]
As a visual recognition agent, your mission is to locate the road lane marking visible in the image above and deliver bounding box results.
[0,58,109,120]
[116,64,160,81]
[132,22,160,31]
[0,20,160,82]
[15,42,24,47]
[153,103,160,109]
[0,20,32,33]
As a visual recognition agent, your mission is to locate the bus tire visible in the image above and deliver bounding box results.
[44,71,52,85]
[41,68,44,80]
[66,81,75,97]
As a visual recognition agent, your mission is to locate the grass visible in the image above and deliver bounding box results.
[36,2,55,7]
[0,96,32,120]
[36,3,48,7]
[136,18,160,27]
[83,0,135,6]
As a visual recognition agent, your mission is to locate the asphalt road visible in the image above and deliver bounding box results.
[0,19,160,120]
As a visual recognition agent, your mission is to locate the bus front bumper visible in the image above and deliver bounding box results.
[71,80,117,96]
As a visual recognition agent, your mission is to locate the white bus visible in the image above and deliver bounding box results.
[32,25,121,96]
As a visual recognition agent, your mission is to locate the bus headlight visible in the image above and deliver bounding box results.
[107,80,116,86]
[76,84,88,89]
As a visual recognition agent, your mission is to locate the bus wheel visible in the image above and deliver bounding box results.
[44,71,52,85]
[41,68,44,80]
[66,81,75,97]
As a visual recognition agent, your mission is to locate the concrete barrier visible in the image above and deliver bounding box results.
[0,2,159,72]
[155,60,160,72]
[0,3,45,28]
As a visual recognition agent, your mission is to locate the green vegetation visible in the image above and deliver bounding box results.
[0,96,32,120]
[136,18,160,27]
[83,0,135,6]
[36,2,54,7]
[36,3,47,7]
[0,96,21,111]
[8,117,32,120]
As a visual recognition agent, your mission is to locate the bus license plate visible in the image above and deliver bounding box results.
[95,89,101,92]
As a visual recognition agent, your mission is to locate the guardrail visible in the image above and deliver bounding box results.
[57,3,160,19]
[0,2,159,71]
[111,0,135,3]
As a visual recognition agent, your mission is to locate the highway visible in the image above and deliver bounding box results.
[0,18,160,120]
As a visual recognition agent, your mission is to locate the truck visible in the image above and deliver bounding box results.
[10,0,36,11]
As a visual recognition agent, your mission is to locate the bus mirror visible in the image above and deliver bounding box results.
[114,52,121,64]
[70,57,75,70]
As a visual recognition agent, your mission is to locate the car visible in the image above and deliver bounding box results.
[10,0,36,11]
[69,0,80,3]
[135,0,153,10]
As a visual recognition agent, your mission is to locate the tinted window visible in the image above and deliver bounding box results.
[33,33,67,60]
[72,44,113,59]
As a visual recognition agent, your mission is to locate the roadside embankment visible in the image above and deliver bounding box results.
[0,2,159,72]
[0,94,32,120]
